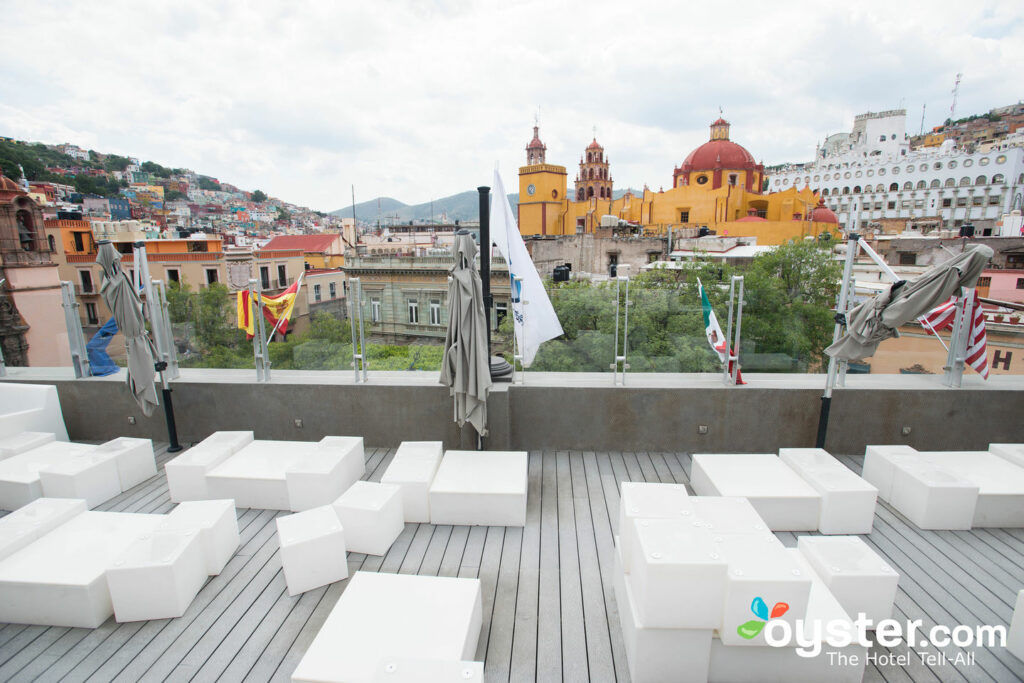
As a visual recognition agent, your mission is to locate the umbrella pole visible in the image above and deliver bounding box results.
[477,186,512,381]
[816,232,859,449]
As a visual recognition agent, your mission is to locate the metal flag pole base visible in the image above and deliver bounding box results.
[162,386,183,452]
[490,356,513,381]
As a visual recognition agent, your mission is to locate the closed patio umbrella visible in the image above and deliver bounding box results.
[826,244,993,361]
[440,232,492,437]
[97,241,159,416]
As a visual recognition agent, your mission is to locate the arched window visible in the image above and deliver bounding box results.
[843,187,850,195]
[903,182,912,191]
[16,210,35,251]
[930,179,940,188]
[587,187,594,199]
[821,189,829,196]
[975,175,987,185]
[993,173,1004,184]
[944,178,955,187]
[853,185,861,194]
[959,177,970,186]
[916,180,926,190]
[47,235,56,252]
[588,168,594,180]
[876,184,885,192]
[577,188,585,200]
[889,183,899,191]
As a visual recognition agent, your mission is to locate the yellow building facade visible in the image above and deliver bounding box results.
[518,119,839,245]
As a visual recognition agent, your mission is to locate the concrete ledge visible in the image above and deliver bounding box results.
[2,368,1021,453]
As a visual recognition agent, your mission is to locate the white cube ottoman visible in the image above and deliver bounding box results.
[94,437,157,490]
[161,499,240,575]
[861,445,919,502]
[381,441,445,523]
[106,528,208,622]
[989,444,1024,470]
[292,572,482,683]
[286,437,366,512]
[617,482,692,572]
[38,452,121,508]
[889,463,979,530]
[613,540,712,683]
[918,451,1024,528]
[429,451,528,527]
[276,505,348,596]
[796,536,899,624]
[717,534,812,647]
[627,518,727,629]
[689,496,768,534]
[371,659,483,682]
[1009,590,1024,662]
[780,448,878,535]
[332,481,404,556]
[691,454,821,531]
[165,431,253,502]
[0,497,87,561]
[0,432,55,460]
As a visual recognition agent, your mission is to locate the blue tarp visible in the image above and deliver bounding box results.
[87,318,120,376]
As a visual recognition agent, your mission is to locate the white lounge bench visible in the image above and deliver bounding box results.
[860,444,919,501]
[160,499,239,575]
[94,437,157,491]
[0,432,55,460]
[917,451,1024,527]
[380,441,444,523]
[779,448,878,534]
[0,497,86,561]
[691,454,821,531]
[617,482,691,572]
[797,536,899,625]
[291,572,482,683]
[429,450,528,527]
[276,505,348,596]
[106,528,208,622]
[890,462,979,530]
[0,441,100,510]
[990,443,1024,470]
[38,451,121,508]
[332,481,404,556]
[0,383,69,441]
[286,437,366,511]
[166,431,253,502]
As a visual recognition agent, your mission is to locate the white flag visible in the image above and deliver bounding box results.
[490,169,564,367]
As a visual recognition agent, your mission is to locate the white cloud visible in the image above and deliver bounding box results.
[1,0,1021,211]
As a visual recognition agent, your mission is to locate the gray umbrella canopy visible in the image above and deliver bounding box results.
[440,233,492,436]
[826,244,993,361]
[97,242,159,416]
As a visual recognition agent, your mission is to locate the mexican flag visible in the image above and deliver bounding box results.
[698,278,744,384]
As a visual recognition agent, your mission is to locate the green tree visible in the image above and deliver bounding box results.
[164,189,186,202]
[198,177,220,191]
[193,282,243,351]
[166,279,193,323]
[251,189,267,203]
[141,161,173,178]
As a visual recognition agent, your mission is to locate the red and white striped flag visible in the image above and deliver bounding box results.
[921,292,989,379]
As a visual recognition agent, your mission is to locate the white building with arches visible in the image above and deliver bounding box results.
[767,110,1024,236]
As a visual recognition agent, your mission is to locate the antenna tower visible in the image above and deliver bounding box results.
[950,73,962,122]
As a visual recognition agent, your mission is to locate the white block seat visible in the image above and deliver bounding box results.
[780,448,878,535]
[797,536,899,625]
[617,482,691,572]
[861,445,920,502]
[285,437,366,512]
[691,454,821,531]
[429,450,528,527]
[381,441,444,523]
[95,437,157,490]
[0,431,55,460]
[38,451,121,508]
[708,550,867,683]
[291,572,483,683]
[161,499,240,575]
[717,534,812,647]
[371,659,484,682]
[627,518,726,629]
[889,462,979,530]
[331,481,404,556]
[918,451,1024,527]
[165,431,253,502]
[0,497,86,561]
[1009,590,1024,662]
[276,505,348,596]
[0,383,69,441]
[106,528,208,622]
[0,510,163,627]
[612,539,712,683]
[689,496,768,534]
[0,441,98,510]
[989,443,1024,470]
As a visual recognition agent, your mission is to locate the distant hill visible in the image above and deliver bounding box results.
[333,187,639,225]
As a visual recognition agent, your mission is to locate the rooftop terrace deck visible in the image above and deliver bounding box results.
[0,444,1022,682]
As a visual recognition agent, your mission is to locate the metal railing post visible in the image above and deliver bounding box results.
[60,281,91,378]
[730,276,744,385]
[249,279,270,382]
[348,278,368,382]
[611,273,631,385]
[152,280,180,380]
[943,289,972,388]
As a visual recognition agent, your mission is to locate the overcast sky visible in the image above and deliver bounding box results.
[2,1,1022,212]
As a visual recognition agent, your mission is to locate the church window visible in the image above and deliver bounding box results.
[930,179,940,188]
[853,186,861,193]
[842,187,850,195]
[587,187,594,199]
[821,189,829,196]
[975,175,987,185]
[728,174,738,186]
[916,181,926,190]
[47,235,56,252]
[696,175,708,185]
[959,177,970,186]
[577,188,585,200]
[944,178,955,187]
[680,210,690,222]
[992,174,1004,183]
[903,182,912,191]
[16,210,35,251]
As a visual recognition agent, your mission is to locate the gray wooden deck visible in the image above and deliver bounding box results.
[0,446,1022,682]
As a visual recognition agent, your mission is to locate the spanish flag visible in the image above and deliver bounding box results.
[237,279,300,339]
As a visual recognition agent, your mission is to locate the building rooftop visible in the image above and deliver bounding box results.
[262,234,340,253]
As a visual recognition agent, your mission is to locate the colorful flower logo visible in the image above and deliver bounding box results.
[737,596,789,639]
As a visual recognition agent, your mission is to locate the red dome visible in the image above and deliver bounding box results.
[587,138,602,150]
[527,136,544,149]
[810,198,838,224]
[711,117,728,126]
[0,176,19,192]
[681,139,757,171]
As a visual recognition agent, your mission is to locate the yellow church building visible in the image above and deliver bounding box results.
[517,119,839,245]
